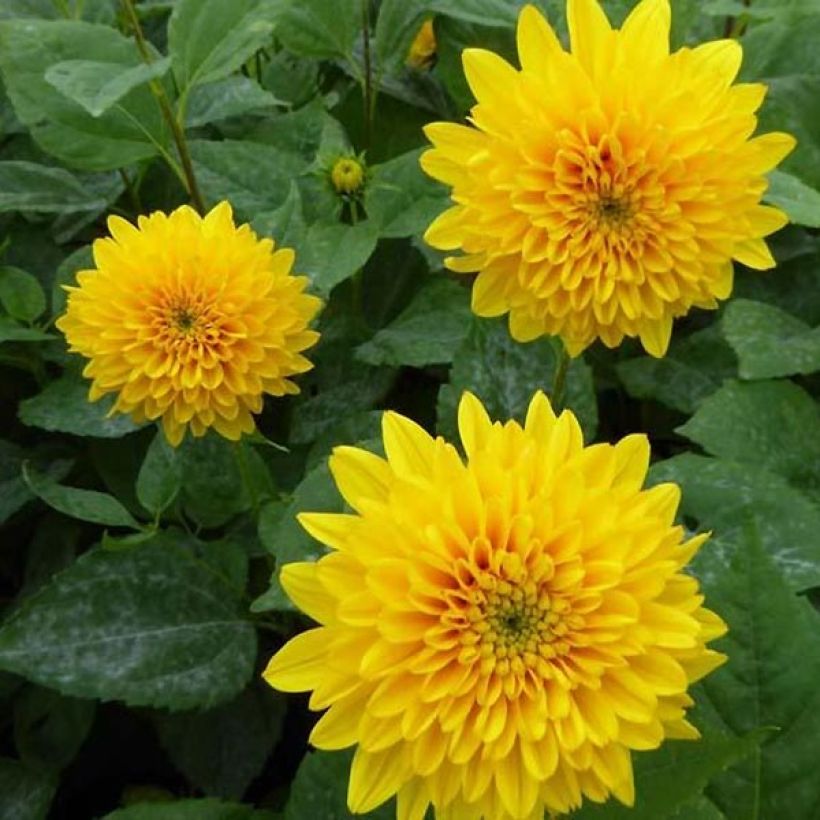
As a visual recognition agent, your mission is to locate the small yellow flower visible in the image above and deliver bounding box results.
[331,157,365,196]
[57,202,322,446]
[421,0,796,357]
[407,19,436,70]
[264,391,727,818]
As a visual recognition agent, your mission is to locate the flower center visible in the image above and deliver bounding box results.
[171,306,198,334]
[594,194,632,227]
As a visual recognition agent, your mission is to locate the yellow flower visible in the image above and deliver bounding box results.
[264,391,726,819]
[407,19,436,70]
[421,0,796,357]
[57,202,322,446]
[331,157,365,196]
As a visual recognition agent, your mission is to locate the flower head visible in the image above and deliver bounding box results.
[57,202,322,446]
[264,391,726,818]
[331,156,366,196]
[421,0,796,357]
[407,19,437,70]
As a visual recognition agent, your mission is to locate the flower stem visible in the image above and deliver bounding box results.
[550,342,571,412]
[121,0,206,215]
[360,0,374,149]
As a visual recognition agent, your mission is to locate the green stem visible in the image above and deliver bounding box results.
[234,441,260,518]
[550,342,571,413]
[118,168,142,214]
[121,0,206,214]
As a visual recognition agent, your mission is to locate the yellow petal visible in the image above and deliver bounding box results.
[733,237,776,270]
[263,627,328,692]
[458,391,493,458]
[567,0,613,72]
[383,411,436,480]
[348,745,412,814]
[329,446,393,511]
[638,314,673,358]
[280,562,336,624]
[517,4,564,75]
[620,0,670,65]
[462,47,519,107]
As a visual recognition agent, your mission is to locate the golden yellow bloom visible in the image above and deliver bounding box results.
[264,391,726,819]
[407,19,436,70]
[331,157,365,196]
[57,202,322,446]
[421,0,796,357]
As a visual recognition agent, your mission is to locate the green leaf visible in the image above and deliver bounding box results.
[0,442,72,526]
[274,0,359,60]
[0,535,257,710]
[22,464,142,529]
[255,185,378,295]
[137,433,183,517]
[666,797,726,820]
[103,798,276,820]
[0,161,108,213]
[0,20,167,171]
[0,758,57,820]
[356,277,472,367]
[185,76,280,128]
[649,454,820,591]
[722,299,820,379]
[153,686,285,799]
[179,436,271,529]
[677,380,820,491]
[365,148,449,238]
[19,374,145,439]
[437,317,598,441]
[0,318,53,344]
[256,462,343,611]
[574,727,763,819]
[0,266,45,322]
[374,0,429,75]
[430,0,524,26]
[51,244,93,319]
[169,0,275,94]
[284,748,394,820]
[44,56,171,118]
[765,169,820,228]
[14,686,95,770]
[617,326,737,414]
[692,519,820,819]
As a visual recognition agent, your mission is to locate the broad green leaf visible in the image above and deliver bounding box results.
[430,0,524,26]
[649,454,820,591]
[666,797,726,820]
[437,317,598,441]
[14,686,95,770]
[617,326,737,414]
[274,0,359,60]
[185,76,280,127]
[765,170,820,228]
[574,726,763,819]
[19,374,144,438]
[692,520,820,819]
[0,536,257,710]
[0,20,167,171]
[0,758,57,820]
[0,318,53,343]
[44,57,171,118]
[259,50,319,108]
[677,380,820,491]
[179,436,271,529]
[0,0,116,22]
[0,266,45,322]
[153,686,285,799]
[284,749,394,820]
[51,245,93,319]
[0,161,108,213]
[365,148,449,238]
[169,0,276,95]
[136,433,182,517]
[103,799,276,820]
[22,465,142,529]
[356,277,471,367]
[255,462,342,611]
[722,299,820,379]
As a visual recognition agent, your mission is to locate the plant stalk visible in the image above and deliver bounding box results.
[550,342,571,413]
[121,0,206,214]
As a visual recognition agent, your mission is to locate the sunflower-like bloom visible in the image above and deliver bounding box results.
[57,202,322,446]
[264,391,726,818]
[421,0,795,357]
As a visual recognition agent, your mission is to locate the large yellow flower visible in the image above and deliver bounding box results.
[264,391,726,819]
[57,202,322,446]
[421,0,796,357]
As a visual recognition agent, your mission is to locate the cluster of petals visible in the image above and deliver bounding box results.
[421,0,795,356]
[57,202,322,446]
[264,391,727,819]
